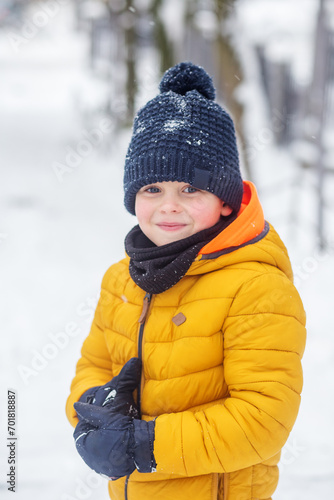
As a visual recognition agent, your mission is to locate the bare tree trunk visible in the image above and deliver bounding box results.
[151,0,174,73]
[214,0,251,179]
[124,0,137,123]
[308,0,329,249]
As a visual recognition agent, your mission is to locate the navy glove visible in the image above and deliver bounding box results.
[78,358,141,418]
[73,401,156,479]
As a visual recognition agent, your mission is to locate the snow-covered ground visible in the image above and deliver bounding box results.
[0,4,130,499]
[0,1,333,499]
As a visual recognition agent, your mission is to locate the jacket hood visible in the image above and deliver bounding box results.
[189,180,294,281]
[200,181,265,255]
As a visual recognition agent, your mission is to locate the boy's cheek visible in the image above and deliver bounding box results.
[134,199,149,222]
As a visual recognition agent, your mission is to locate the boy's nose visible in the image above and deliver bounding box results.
[159,194,182,213]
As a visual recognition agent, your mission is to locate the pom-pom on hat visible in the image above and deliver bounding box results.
[159,63,216,99]
[123,61,243,215]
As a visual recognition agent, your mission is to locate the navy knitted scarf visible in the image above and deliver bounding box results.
[124,214,236,294]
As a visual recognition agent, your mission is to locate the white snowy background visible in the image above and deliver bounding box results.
[0,1,333,499]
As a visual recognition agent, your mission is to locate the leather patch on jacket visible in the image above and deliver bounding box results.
[172,313,186,326]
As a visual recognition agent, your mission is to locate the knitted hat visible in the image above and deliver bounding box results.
[123,62,243,215]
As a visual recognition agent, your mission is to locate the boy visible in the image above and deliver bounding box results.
[66,62,306,500]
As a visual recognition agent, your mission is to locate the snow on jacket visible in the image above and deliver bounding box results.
[66,181,306,500]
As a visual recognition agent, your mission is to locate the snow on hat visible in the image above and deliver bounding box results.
[123,61,243,215]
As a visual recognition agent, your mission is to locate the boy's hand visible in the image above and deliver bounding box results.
[73,402,156,480]
[78,357,141,418]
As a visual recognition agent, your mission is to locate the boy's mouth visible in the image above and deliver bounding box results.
[156,222,188,231]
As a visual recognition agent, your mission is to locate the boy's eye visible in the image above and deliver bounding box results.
[184,186,199,193]
[145,186,161,193]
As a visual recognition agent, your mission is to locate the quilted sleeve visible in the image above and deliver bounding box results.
[153,272,306,476]
[65,282,113,427]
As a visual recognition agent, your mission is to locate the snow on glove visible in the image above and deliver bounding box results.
[73,402,156,480]
[77,357,141,418]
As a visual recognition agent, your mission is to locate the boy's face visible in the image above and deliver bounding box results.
[135,181,233,246]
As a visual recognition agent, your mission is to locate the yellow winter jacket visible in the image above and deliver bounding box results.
[66,181,306,500]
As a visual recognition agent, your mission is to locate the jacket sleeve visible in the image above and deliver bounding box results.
[65,289,113,427]
[153,272,306,476]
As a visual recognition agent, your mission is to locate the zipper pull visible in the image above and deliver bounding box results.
[138,293,151,324]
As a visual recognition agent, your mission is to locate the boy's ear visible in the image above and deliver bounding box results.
[221,202,233,217]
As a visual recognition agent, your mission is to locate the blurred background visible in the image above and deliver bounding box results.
[0,0,333,498]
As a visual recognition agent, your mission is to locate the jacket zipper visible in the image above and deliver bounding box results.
[212,473,218,500]
[223,473,229,500]
[137,292,152,418]
[124,292,152,500]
